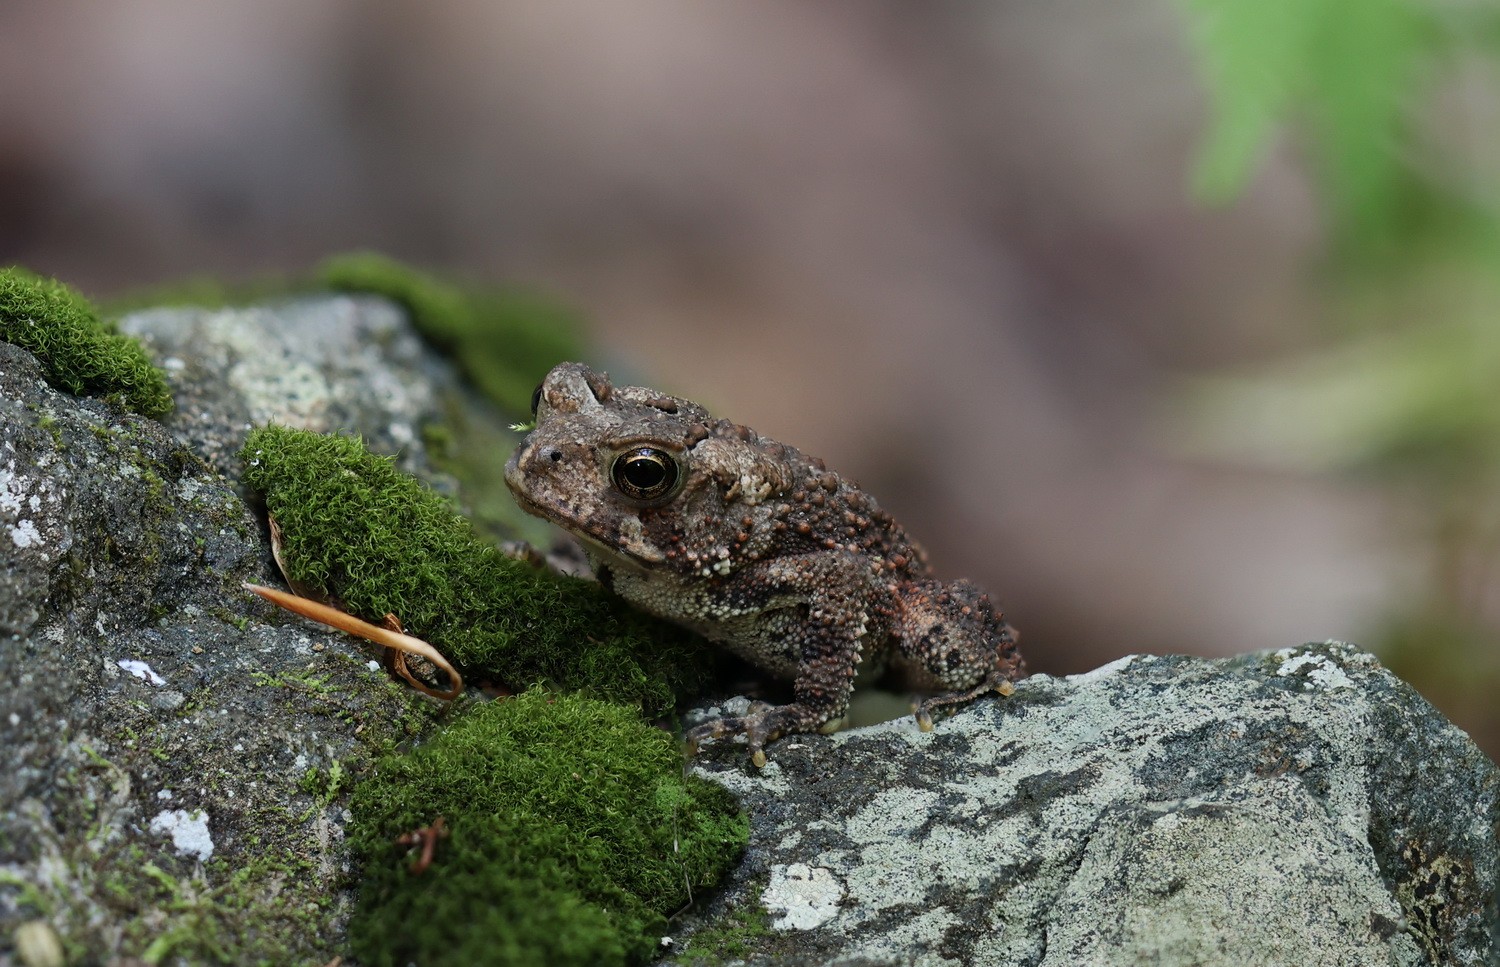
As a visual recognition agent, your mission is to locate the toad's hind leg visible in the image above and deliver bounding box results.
[889,578,1025,731]
[914,670,1018,732]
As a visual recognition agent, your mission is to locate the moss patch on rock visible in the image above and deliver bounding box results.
[240,423,714,717]
[318,251,580,416]
[0,267,172,417]
[346,690,748,967]
[0,736,349,966]
[675,892,773,966]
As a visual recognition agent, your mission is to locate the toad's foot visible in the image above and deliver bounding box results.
[914,676,1016,733]
[686,700,831,769]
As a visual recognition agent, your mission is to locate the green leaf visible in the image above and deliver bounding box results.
[1303,0,1431,249]
[1184,0,1317,201]
[1180,0,1438,253]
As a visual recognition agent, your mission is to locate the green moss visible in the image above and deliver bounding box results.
[318,251,581,415]
[122,854,336,966]
[240,423,714,716]
[33,410,65,450]
[346,690,748,967]
[0,267,172,417]
[677,893,773,965]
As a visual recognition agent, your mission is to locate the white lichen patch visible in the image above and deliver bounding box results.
[1276,651,1354,691]
[0,463,25,514]
[849,788,940,844]
[693,758,791,799]
[1,462,56,555]
[117,659,167,686]
[8,518,41,548]
[149,809,214,861]
[763,863,844,930]
[176,476,208,503]
[1307,662,1355,691]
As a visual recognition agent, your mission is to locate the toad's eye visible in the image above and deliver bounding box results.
[611,447,680,501]
[530,382,544,417]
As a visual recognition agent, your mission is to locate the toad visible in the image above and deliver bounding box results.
[505,362,1024,765]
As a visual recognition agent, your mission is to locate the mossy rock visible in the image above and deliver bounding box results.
[346,690,748,967]
[240,423,715,716]
[104,251,580,420]
[0,267,172,417]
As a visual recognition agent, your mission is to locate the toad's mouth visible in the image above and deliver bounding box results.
[506,487,666,568]
[504,484,557,524]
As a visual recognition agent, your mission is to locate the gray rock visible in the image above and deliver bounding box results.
[0,297,504,962]
[671,646,1500,967]
[117,296,452,478]
[5,295,1498,965]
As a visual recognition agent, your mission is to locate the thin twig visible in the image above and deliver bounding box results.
[395,816,449,875]
[244,583,463,700]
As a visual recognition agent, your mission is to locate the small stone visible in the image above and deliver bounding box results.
[13,920,65,967]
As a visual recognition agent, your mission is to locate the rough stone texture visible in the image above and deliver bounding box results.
[0,297,508,961]
[117,296,452,478]
[670,645,1500,967]
[4,295,1499,965]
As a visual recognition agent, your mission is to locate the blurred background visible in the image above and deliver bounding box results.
[3,0,1498,757]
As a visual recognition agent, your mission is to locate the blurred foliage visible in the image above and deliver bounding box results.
[103,272,305,316]
[319,252,582,417]
[1183,0,1431,256]
[1179,1,1500,751]
[107,251,584,420]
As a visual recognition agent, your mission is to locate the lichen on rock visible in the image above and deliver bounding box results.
[3,271,1497,966]
[0,277,616,963]
[668,644,1500,967]
[1,274,740,966]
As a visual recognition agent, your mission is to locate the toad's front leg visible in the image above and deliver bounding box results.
[687,650,860,767]
[686,555,875,767]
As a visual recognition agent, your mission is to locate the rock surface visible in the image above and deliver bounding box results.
[672,645,1500,967]
[3,296,1497,965]
[0,297,504,962]
[117,296,454,479]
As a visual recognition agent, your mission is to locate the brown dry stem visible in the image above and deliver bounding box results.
[244,582,464,700]
[394,816,449,875]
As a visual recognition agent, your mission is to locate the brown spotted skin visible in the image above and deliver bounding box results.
[504,362,1024,763]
